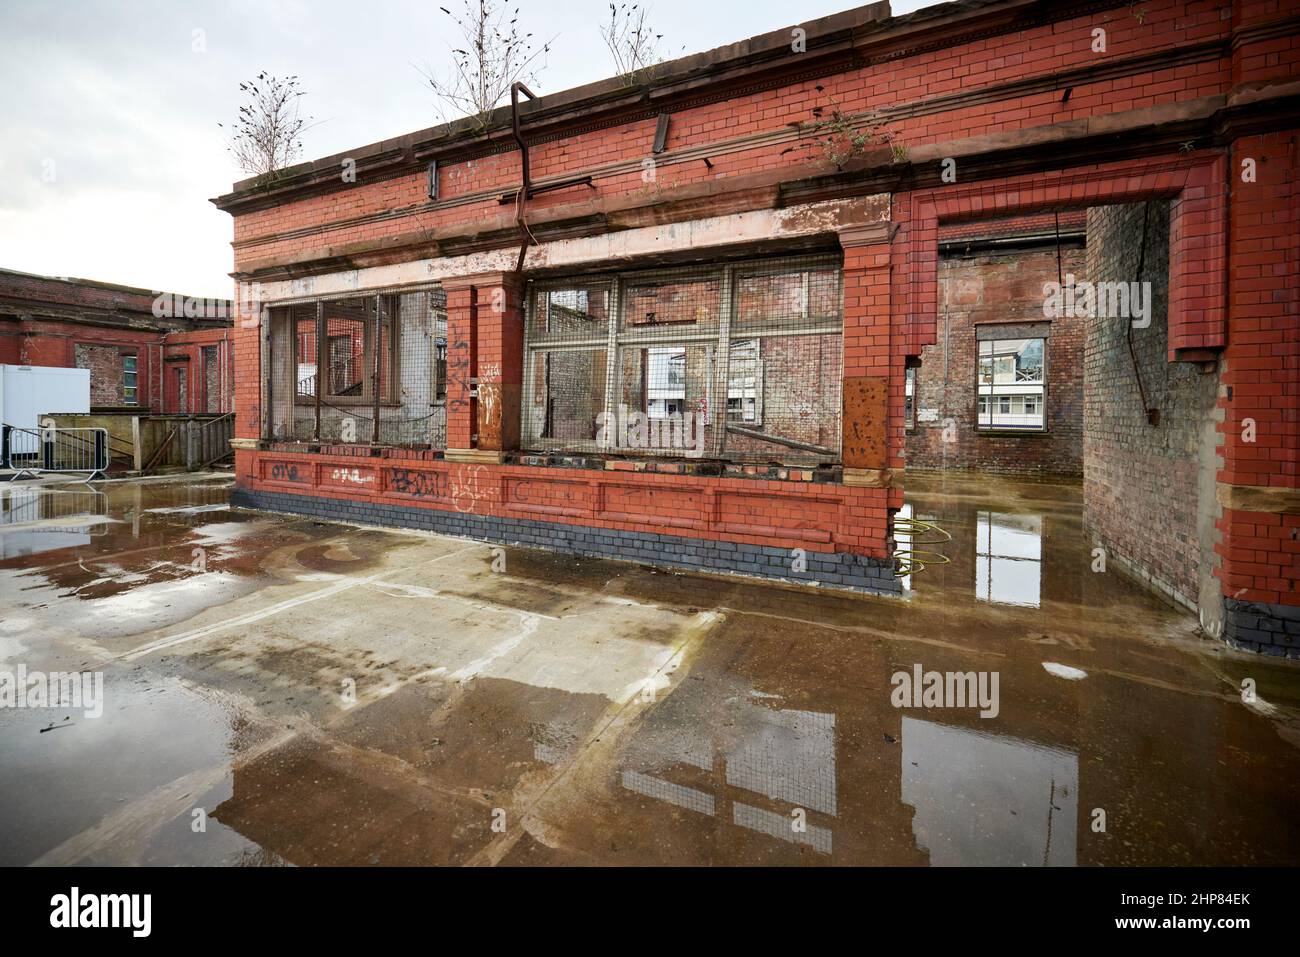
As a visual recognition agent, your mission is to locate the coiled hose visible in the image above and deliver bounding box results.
[892,516,952,577]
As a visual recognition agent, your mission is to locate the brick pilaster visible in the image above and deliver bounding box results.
[442,272,524,456]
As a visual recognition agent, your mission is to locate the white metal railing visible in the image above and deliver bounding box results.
[3,425,109,483]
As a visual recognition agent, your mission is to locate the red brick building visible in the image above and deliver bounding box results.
[216,0,1300,656]
[0,268,235,414]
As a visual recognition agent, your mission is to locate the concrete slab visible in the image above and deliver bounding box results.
[1,473,1299,865]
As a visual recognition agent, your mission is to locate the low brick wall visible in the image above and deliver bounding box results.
[231,447,902,595]
[231,486,901,595]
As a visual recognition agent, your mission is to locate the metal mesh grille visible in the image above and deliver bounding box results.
[266,289,447,447]
[522,255,842,464]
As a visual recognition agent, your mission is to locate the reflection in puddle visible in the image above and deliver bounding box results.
[733,801,832,853]
[622,771,715,816]
[725,708,836,815]
[0,487,108,526]
[0,675,253,866]
[0,487,110,559]
[621,693,837,855]
[901,716,1077,866]
[975,510,1042,607]
[892,503,950,592]
[0,528,97,559]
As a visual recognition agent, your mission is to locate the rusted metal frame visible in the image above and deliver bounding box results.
[725,423,835,456]
[372,295,383,445]
[714,265,735,458]
[601,280,621,451]
[313,301,324,442]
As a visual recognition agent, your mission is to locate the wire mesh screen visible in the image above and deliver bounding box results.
[266,288,447,448]
[522,255,842,464]
[524,284,611,445]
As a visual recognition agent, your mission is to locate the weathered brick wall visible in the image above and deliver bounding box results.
[0,271,158,316]
[1215,128,1300,655]
[227,0,1238,272]
[163,329,235,413]
[21,323,160,409]
[219,0,1300,635]
[907,242,1087,475]
[231,447,899,593]
[0,324,21,364]
[75,344,131,407]
[1,271,235,413]
[1082,201,1219,611]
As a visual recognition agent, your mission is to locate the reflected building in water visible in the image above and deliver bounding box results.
[620,694,839,855]
[975,510,1043,608]
[901,716,1077,866]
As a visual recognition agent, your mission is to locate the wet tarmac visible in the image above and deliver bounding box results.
[1,472,1298,866]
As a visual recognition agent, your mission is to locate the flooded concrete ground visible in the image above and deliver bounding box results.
[1,472,1298,866]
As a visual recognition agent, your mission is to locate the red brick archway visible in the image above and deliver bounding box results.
[893,152,1228,362]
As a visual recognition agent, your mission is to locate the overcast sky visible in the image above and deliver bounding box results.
[0,0,937,298]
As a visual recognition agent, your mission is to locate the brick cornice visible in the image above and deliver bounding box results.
[214,0,1156,216]
[228,33,1233,234]
[229,89,1260,282]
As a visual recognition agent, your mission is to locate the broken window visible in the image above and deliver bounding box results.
[303,298,393,402]
[293,307,319,398]
[726,339,762,425]
[524,283,611,444]
[976,332,1046,431]
[522,255,842,464]
[266,288,447,448]
[202,344,222,412]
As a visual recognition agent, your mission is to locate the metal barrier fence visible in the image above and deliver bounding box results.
[3,425,109,482]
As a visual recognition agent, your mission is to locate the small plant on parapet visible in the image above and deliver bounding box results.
[418,0,553,131]
[220,72,314,186]
[600,3,671,86]
[797,92,899,172]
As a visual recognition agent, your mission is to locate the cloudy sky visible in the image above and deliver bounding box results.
[0,0,936,298]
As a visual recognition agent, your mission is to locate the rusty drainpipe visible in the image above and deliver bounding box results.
[511,82,537,275]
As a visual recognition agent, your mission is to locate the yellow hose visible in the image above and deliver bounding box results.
[892,516,951,576]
